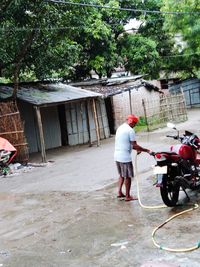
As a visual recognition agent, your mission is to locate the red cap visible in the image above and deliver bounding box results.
[127,114,139,124]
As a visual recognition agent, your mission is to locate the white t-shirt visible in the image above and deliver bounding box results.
[114,123,136,162]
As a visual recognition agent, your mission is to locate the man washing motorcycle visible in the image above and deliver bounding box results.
[114,114,153,201]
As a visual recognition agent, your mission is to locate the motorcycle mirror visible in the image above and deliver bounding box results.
[167,122,176,130]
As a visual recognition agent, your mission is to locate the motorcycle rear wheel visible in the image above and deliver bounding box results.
[160,174,180,207]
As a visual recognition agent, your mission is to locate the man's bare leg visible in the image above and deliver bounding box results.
[125,177,138,201]
[118,176,125,198]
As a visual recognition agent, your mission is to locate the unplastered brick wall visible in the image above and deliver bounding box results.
[113,91,130,128]
[112,87,160,130]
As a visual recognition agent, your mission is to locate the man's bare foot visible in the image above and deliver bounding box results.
[125,196,138,201]
[117,193,125,198]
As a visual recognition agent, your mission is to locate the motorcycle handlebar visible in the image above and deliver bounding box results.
[166,135,178,139]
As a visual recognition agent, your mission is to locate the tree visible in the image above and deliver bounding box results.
[119,34,160,78]
[71,0,164,79]
[66,0,119,79]
[1,0,192,83]
[162,0,200,77]
[0,0,83,84]
[67,0,133,79]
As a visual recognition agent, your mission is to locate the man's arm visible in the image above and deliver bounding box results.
[131,141,150,153]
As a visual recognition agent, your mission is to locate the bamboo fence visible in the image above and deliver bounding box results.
[142,93,188,131]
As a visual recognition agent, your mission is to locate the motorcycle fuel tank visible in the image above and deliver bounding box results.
[171,144,196,161]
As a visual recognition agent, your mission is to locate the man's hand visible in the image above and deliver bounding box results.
[148,150,155,156]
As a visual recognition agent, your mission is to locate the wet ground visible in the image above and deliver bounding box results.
[0,108,200,267]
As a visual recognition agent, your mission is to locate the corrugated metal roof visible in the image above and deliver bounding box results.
[0,82,102,106]
[71,78,160,97]
[70,75,143,87]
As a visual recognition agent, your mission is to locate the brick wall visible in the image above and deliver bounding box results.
[112,86,160,130]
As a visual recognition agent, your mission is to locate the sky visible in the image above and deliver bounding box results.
[124,18,142,32]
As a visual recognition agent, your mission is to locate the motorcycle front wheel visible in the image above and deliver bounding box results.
[160,174,180,207]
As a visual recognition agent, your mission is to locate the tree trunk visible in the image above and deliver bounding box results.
[12,63,20,99]
[11,29,37,98]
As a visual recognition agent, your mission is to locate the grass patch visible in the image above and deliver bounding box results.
[135,125,148,132]
[134,116,148,132]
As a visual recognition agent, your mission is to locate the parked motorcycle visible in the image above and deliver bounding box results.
[153,123,200,207]
[0,137,17,176]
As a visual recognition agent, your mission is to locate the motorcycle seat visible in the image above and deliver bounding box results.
[158,151,178,155]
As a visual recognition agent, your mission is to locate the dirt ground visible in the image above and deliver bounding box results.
[0,108,200,267]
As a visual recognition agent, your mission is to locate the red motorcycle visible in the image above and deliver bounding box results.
[153,123,200,207]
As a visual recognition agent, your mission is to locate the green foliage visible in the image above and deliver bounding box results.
[162,0,200,77]
[119,34,160,78]
[137,116,147,126]
[134,116,148,132]
[137,0,178,76]
[0,0,84,80]
[1,0,198,82]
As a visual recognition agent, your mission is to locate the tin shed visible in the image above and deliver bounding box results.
[71,77,161,133]
[169,78,200,108]
[0,82,110,162]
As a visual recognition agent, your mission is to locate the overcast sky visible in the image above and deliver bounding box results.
[124,18,142,32]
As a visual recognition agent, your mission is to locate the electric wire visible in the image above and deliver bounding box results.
[46,0,200,15]
[134,153,200,252]
[0,25,187,35]
[162,52,200,58]
[0,26,80,32]
[0,24,195,42]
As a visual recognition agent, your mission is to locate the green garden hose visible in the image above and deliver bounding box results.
[134,154,200,252]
